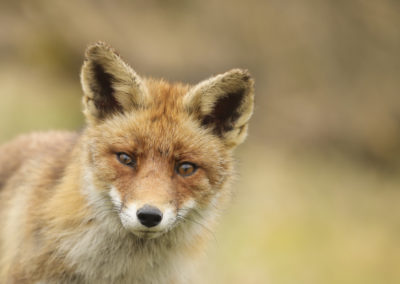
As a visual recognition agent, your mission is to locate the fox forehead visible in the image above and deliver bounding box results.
[143,78,191,110]
[91,79,222,158]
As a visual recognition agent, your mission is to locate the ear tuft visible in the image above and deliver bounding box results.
[81,42,148,123]
[184,69,255,148]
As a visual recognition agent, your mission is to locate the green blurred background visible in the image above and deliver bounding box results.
[1,1,399,283]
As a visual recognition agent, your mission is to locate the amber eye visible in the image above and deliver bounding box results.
[116,152,136,167]
[176,162,197,177]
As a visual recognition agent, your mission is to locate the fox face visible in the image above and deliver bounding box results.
[80,42,254,239]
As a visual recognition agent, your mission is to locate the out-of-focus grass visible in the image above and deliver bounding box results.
[196,143,400,284]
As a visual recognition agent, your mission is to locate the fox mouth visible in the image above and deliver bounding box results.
[116,201,182,239]
[130,229,167,239]
[109,188,198,240]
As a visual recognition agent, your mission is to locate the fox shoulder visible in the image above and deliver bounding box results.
[0,131,78,189]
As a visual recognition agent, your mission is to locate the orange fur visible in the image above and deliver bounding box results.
[0,42,254,283]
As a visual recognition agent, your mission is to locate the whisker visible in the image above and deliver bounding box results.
[176,215,218,244]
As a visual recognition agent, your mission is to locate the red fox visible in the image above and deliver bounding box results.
[0,42,254,283]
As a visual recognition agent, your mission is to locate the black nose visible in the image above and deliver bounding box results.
[136,205,163,228]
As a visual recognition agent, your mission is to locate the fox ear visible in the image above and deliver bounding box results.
[184,69,254,148]
[80,42,148,123]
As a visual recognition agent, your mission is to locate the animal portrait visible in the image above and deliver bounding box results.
[0,42,254,283]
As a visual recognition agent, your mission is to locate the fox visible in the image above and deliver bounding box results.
[0,42,254,284]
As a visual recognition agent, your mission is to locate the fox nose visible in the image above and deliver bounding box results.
[136,205,163,228]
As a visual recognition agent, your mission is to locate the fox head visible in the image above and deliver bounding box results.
[80,42,254,239]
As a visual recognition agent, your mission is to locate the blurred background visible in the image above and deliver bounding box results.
[1,0,399,283]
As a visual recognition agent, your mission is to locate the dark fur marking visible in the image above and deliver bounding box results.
[91,62,123,118]
[202,88,245,136]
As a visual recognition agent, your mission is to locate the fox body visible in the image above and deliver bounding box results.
[0,42,254,283]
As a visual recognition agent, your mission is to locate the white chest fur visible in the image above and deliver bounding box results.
[55,212,190,284]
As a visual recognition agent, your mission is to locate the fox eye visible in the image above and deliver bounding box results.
[176,162,197,177]
[117,152,136,167]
